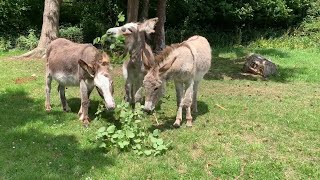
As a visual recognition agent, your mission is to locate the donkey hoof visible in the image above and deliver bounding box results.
[173,119,181,128]
[186,119,193,127]
[186,122,193,127]
[173,123,181,128]
[45,106,52,112]
[83,122,89,128]
[83,119,90,128]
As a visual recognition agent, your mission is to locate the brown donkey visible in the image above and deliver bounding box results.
[107,18,158,107]
[143,36,212,127]
[45,38,115,126]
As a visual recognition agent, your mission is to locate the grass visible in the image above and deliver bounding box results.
[0,46,319,179]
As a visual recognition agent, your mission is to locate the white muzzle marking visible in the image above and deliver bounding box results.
[94,73,115,109]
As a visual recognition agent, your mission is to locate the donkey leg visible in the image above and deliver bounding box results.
[58,84,71,112]
[79,80,91,126]
[173,81,184,127]
[45,71,52,112]
[183,80,194,127]
[124,80,131,102]
[191,81,199,113]
[78,87,93,116]
[134,86,144,104]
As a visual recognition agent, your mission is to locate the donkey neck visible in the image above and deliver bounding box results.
[126,31,148,64]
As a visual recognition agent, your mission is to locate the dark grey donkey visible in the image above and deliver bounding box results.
[45,38,115,126]
[107,18,158,107]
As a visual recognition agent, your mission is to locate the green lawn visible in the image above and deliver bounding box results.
[0,47,319,179]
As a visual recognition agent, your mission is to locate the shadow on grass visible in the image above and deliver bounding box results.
[2,129,115,179]
[149,100,209,132]
[206,47,300,82]
[0,89,115,178]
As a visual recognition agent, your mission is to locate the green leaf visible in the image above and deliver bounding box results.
[99,142,106,148]
[107,125,116,133]
[144,150,152,156]
[98,127,106,133]
[156,139,164,145]
[136,144,141,150]
[153,129,160,137]
[126,130,135,138]
[118,15,125,22]
[134,139,141,143]
[101,34,108,42]
[150,136,157,143]
[93,37,100,45]
[118,142,124,149]
[123,141,129,146]
[111,134,119,138]
[110,44,115,50]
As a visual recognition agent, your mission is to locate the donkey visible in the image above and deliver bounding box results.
[45,38,115,126]
[143,35,212,127]
[106,18,158,107]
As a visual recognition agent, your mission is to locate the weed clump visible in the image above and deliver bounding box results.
[96,101,171,156]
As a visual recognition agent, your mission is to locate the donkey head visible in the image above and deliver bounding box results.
[78,52,115,110]
[107,17,158,37]
[143,57,177,112]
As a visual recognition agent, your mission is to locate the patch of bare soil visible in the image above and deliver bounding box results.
[15,77,37,84]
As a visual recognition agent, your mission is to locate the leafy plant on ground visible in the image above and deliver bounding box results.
[96,101,171,156]
[93,12,127,64]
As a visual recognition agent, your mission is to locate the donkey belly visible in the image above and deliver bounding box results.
[52,72,80,86]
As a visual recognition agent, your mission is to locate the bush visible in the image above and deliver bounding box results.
[0,38,12,52]
[59,25,84,43]
[15,29,38,50]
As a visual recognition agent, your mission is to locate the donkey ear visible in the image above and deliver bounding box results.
[142,49,154,70]
[139,17,158,34]
[100,52,111,67]
[78,59,95,77]
[159,57,177,73]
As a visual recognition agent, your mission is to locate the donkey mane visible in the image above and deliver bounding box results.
[155,42,193,64]
[155,43,180,63]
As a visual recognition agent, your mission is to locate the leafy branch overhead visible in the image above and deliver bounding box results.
[93,12,127,64]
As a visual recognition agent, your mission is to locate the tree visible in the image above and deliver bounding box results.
[127,0,139,22]
[154,0,166,53]
[139,0,150,21]
[19,0,62,58]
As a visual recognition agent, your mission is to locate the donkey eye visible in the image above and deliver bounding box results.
[154,87,159,91]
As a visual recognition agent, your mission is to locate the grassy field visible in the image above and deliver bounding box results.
[0,47,319,179]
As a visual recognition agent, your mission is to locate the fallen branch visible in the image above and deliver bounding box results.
[215,104,227,110]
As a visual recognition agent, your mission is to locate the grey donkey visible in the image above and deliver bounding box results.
[107,18,158,107]
[143,36,212,127]
[45,38,115,126]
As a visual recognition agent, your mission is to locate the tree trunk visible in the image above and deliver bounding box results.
[139,0,149,21]
[154,0,166,53]
[18,0,62,59]
[127,0,139,23]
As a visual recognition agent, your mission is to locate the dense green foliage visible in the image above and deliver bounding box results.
[0,0,319,47]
